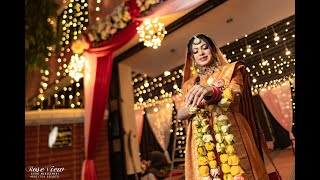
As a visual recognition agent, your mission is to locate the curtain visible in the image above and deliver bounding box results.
[252,95,273,141]
[145,99,173,163]
[259,82,294,140]
[81,22,142,180]
[265,106,292,150]
[134,107,145,144]
[140,113,164,161]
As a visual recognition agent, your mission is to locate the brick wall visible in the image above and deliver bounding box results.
[25,120,110,179]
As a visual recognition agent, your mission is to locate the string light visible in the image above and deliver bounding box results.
[34,0,88,109]
[95,0,101,22]
[245,38,252,53]
[259,51,268,67]
[272,26,280,41]
[57,0,88,109]
[284,42,291,55]
[133,15,295,108]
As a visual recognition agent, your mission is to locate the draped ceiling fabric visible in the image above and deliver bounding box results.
[145,99,174,164]
[259,82,294,141]
[134,107,145,144]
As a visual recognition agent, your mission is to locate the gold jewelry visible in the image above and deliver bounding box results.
[193,36,201,45]
[197,63,218,76]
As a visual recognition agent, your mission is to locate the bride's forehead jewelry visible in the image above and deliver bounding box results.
[193,35,201,45]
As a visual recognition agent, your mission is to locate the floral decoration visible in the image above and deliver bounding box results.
[187,78,245,180]
[71,39,89,55]
[73,0,163,52]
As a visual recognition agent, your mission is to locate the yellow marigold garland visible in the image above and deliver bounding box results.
[187,78,245,180]
[188,105,221,180]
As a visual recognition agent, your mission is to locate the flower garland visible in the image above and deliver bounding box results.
[73,0,163,52]
[187,78,245,180]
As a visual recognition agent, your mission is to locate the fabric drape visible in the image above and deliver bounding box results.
[81,22,142,180]
[145,99,173,163]
[134,107,145,144]
[266,106,292,149]
[259,82,294,140]
[252,95,273,141]
[139,113,164,161]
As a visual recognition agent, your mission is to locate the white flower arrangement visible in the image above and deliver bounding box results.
[80,0,163,48]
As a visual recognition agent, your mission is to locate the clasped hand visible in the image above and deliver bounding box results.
[185,85,214,108]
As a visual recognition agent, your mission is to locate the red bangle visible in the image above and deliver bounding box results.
[211,85,221,102]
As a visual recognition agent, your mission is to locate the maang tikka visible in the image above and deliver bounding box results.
[193,35,201,45]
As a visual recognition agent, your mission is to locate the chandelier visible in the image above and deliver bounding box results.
[67,54,88,82]
[137,17,167,49]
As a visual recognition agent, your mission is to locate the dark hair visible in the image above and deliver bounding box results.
[187,34,217,57]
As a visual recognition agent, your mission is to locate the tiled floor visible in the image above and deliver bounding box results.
[265,147,295,180]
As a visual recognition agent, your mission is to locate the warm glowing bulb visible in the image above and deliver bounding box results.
[252,78,257,83]
[164,71,171,76]
[144,81,149,88]
[274,33,280,41]
[285,48,291,55]
[246,45,252,53]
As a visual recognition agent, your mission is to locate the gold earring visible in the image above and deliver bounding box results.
[193,61,198,69]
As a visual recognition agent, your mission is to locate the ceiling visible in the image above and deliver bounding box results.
[112,0,295,78]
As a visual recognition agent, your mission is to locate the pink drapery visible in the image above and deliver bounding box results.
[259,82,295,140]
[134,107,145,144]
[81,21,142,180]
[145,100,174,163]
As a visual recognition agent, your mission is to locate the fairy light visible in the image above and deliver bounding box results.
[37,46,52,109]
[52,0,88,108]
[259,51,268,67]
[36,11,61,109]
[284,42,291,55]
[95,0,101,22]
[31,0,89,109]
[133,15,295,108]
[61,0,88,45]
[244,38,252,53]
[164,71,171,77]
[251,73,295,95]
[271,26,280,41]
